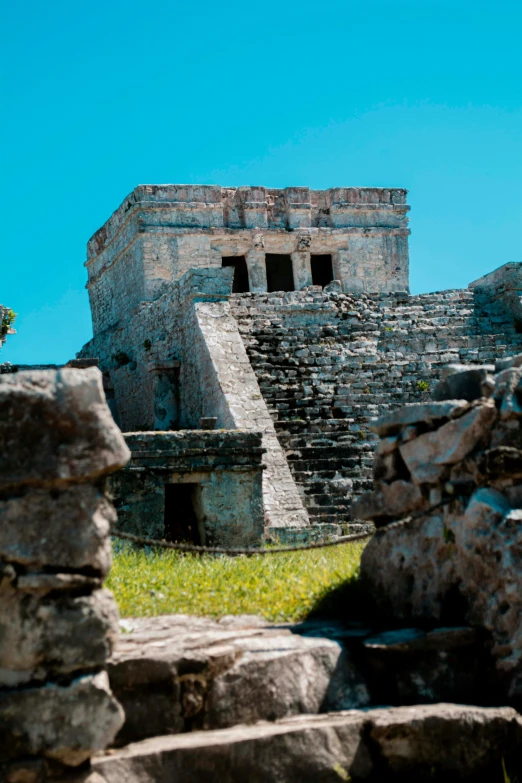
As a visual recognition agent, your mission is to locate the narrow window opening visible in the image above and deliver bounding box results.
[222,256,250,293]
[164,483,201,544]
[265,254,295,292]
[311,254,334,288]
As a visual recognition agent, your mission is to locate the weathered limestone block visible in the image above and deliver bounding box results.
[399,400,497,484]
[0,485,115,574]
[0,369,130,491]
[0,368,129,774]
[108,614,370,746]
[0,672,124,767]
[360,367,522,702]
[82,704,522,783]
[0,586,119,686]
[369,400,468,438]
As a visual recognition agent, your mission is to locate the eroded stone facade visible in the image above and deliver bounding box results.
[85,185,410,334]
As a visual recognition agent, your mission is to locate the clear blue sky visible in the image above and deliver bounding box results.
[2,0,521,364]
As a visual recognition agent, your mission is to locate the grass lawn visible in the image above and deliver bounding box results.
[107,539,367,623]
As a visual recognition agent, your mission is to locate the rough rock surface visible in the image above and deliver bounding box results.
[359,358,522,703]
[69,704,522,783]
[0,586,119,685]
[0,369,128,773]
[0,672,124,767]
[109,614,370,745]
[0,368,130,491]
[0,485,115,573]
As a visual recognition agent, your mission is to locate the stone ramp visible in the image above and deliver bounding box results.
[82,704,522,782]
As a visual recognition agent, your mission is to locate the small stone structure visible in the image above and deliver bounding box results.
[0,368,129,779]
[355,353,522,706]
[111,430,265,547]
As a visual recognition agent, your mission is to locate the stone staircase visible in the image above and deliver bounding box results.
[230,287,521,531]
[85,614,522,781]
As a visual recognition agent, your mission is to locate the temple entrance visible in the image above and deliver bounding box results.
[164,483,202,544]
[311,254,334,288]
[222,256,250,293]
[265,254,294,292]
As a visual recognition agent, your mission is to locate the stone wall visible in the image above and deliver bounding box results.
[111,431,265,547]
[85,185,410,333]
[0,368,129,780]
[80,263,522,538]
[356,354,522,706]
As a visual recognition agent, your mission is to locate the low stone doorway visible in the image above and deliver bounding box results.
[164,483,201,544]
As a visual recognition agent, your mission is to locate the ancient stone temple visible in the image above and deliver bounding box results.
[78,184,522,545]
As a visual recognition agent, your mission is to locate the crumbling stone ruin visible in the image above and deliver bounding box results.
[356,354,522,707]
[76,183,522,546]
[0,368,130,780]
[2,360,522,779]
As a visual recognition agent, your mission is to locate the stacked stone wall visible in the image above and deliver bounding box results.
[230,285,521,529]
[0,368,129,779]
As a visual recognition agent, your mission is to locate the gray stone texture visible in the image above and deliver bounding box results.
[109,614,370,746]
[70,704,522,783]
[79,266,522,539]
[358,357,522,703]
[0,368,130,491]
[0,369,127,770]
[111,431,266,546]
[85,185,411,335]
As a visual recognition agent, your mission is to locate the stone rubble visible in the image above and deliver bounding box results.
[356,352,522,704]
[0,368,129,777]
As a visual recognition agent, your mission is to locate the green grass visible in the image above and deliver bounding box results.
[107,540,367,622]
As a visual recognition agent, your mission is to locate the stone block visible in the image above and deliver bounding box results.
[87,704,522,782]
[399,401,497,484]
[0,369,130,491]
[0,587,119,686]
[370,400,468,437]
[351,480,427,522]
[0,485,115,573]
[0,672,124,767]
[432,364,494,402]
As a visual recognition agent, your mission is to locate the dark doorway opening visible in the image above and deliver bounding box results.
[311,255,334,288]
[222,256,250,293]
[265,254,295,292]
[164,483,201,544]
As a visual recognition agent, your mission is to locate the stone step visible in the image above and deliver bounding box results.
[108,615,370,747]
[89,704,522,782]
[107,614,507,752]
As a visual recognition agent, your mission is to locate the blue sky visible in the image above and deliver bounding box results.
[2,0,521,364]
